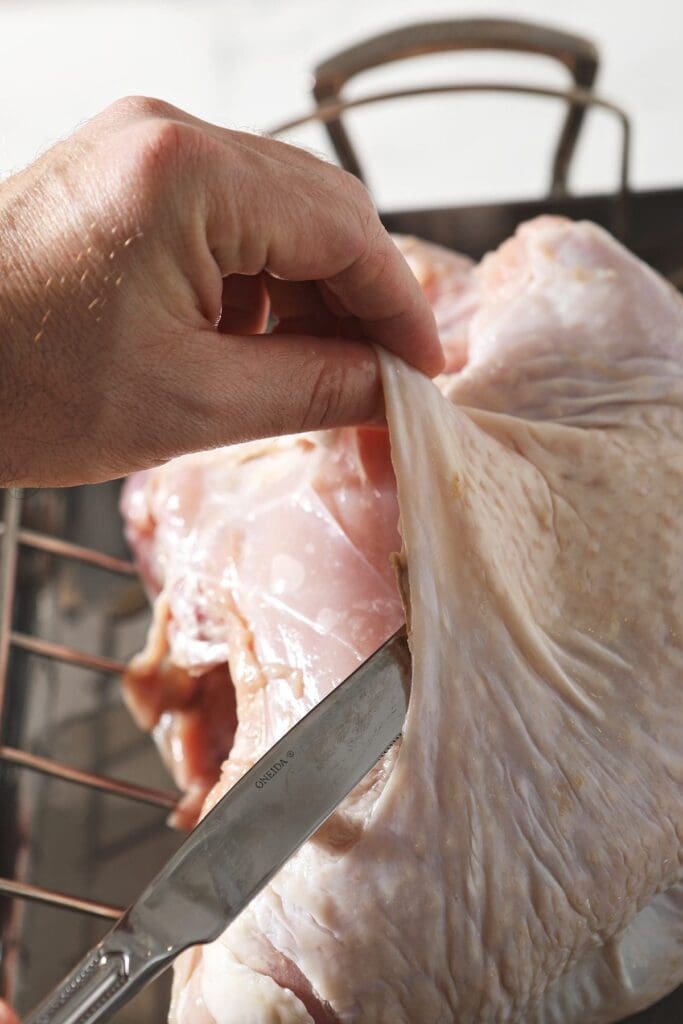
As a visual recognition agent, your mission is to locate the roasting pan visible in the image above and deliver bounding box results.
[1,17,682,1022]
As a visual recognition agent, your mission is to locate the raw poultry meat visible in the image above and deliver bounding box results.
[389,234,478,372]
[122,218,683,1023]
[121,427,405,827]
[121,234,473,827]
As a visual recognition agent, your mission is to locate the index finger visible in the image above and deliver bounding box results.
[321,220,445,376]
[169,115,445,376]
[233,140,443,375]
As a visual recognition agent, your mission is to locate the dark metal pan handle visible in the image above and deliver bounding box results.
[312,18,599,196]
[271,84,631,239]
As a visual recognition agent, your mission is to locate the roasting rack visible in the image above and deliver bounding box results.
[0,484,183,1016]
[2,17,682,1022]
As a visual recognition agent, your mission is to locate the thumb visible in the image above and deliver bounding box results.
[161,330,385,453]
[7,329,387,487]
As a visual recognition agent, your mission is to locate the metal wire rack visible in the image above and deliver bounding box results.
[0,490,178,916]
[2,15,683,1022]
[0,485,181,1014]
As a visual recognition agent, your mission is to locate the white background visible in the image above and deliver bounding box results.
[0,0,681,210]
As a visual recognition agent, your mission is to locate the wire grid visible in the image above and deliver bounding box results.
[0,488,178,928]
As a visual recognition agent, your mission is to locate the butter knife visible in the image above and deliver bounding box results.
[25,627,410,1024]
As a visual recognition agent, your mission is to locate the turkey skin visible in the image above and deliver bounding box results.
[122,218,683,1023]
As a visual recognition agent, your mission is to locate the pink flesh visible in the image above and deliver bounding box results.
[122,222,683,1022]
[121,429,406,822]
[391,234,477,373]
[121,234,473,821]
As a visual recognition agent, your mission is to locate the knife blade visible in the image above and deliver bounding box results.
[26,626,410,1024]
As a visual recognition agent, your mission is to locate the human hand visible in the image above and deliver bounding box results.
[0,1000,17,1024]
[0,97,441,487]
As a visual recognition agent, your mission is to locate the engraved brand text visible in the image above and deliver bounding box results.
[255,759,288,789]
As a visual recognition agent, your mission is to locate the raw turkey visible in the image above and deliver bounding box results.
[122,218,683,1023]
[122,427,404,827]
[121,234,474,827]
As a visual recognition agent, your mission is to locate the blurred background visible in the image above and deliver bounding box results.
[1,0,681,209]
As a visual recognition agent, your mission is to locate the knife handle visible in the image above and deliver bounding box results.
[23,936,167,1024]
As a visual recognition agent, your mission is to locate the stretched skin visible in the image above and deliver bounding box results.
[123,220,683,1022]
[121,235,472,826]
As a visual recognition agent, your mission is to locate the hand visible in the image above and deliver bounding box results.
[0,1001,17,1024]
[0,97,442,487]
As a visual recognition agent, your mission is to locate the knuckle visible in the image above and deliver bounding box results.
[309,171,382,277]
[120,118,206,190]
[300,357,348,431]
[337,171,383,259]
[106,94,176,123]
[340,169,377,221]
[141,117,201,167]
